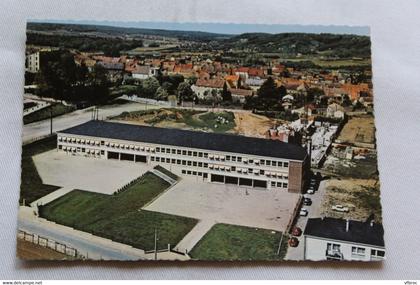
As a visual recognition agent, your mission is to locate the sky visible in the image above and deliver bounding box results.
[30,19,370,36]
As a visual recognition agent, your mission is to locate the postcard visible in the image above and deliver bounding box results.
[18,21,384,261]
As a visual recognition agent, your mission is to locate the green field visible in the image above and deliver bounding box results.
[24,103,75,125]
[39,172,197,250]
[189,223,288,261]
[114,108,236,133]
[20,135,60,204]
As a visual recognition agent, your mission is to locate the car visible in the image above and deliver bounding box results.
[292,226,302,236]
[299,208,308,216]
[303,198,312,206]
[288,237,299,247]
[306,189,314,194]
[332,205,349,212]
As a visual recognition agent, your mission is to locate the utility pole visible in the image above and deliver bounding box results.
[50,104,53,135]
[154,227,158,260]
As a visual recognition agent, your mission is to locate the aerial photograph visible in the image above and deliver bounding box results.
[18,20,384,261]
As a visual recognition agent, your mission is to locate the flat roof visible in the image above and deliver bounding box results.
[59,120,308,161]
[304,217,385,247]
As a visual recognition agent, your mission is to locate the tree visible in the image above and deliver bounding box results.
[177,82,194,102]
[221,82,232,102]
[155,87,169,101]
[141,77,160,98]
[257,77,280,100]
[307,87,324,103]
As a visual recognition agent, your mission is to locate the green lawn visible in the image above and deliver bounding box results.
[189,223,288,261]
[20,135,60,204]
[24,103,75,125]
[39,172,197,250]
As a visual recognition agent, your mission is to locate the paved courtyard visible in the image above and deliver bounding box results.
[144,176,300,252]
[33,150,152,194]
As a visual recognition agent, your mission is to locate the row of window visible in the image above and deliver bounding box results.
[155,147,289,168]
[150,156,288,180]
[59,145,104,155]
[181,169,209,178]
[328,243,385,258]
[59,136,290,169]
[271,181,288,188]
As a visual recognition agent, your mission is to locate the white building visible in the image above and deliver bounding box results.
[132,66,159,79]
[303,217,385,261]
[56,120,309,193]
[26,52,41,73]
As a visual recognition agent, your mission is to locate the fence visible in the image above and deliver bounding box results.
[18,229,84,259]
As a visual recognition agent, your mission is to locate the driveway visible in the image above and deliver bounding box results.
[144,176,300,253]
[33,150,152,194]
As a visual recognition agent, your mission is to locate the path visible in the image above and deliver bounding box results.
[18,206,188,261]
[173,220,215,254]
[150,169,177,185]
[30,186,73,208]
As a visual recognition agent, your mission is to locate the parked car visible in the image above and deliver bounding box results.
[332,205,349,212]
[303,197,312,206]
[299,208,308,216]
[288,237,299,247]
[292,226,302,237]
[306,189,314,194]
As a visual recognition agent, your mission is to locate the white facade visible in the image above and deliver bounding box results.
[56,132,304,191]
[304,235,385,261]
[26,52,40,73]
[191,85,222,99]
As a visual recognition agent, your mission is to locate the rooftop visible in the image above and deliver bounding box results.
[59,120,308,161]
[304,217,385,247]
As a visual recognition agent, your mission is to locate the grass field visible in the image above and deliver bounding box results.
[39,172,197,250]
[113,108,236,133]
[20,135,60,204]
[23,103,75,125]
[336,115,376,146]
[189,223,287,261]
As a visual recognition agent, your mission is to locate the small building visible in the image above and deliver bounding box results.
[303,217,385,261]
[132,65,159,80]
[191,78,224,99]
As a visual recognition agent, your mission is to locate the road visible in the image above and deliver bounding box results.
[285,179,327,261]
[22,102,158,144]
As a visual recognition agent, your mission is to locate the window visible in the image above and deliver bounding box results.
[371,249,385,258]
[272,161,277,167]
[193,151,197,157]
[277,182,282,187]
[237,157,242,162]
[156,147,160,152]
[187,161,192,166]
[231,166,236,171]
[187,170,192,175]
[58,145,62,149]
[203,163,208,168]
[171,159,176,164]
[198,162,203,167]
[172,149,176,154]
[101,141,104,145]
[260,159,265,165]
[198,172,202,176]
[232,156,236,162]
[198,152,203,157]
[182,170,186,174]
[284,162,289,168]
[278,162,283,167]
[283,183,288,188]
[352,247,366,256]
[204,153,208,158]
[187,151,192,156]
[327,243,341,252]
[192,171,197,175]
[156,157,160,162]
[177,150,181,155]
[271,182,276,187]
[226,155,231,161]
[182,150,187,155]
[248,168,253,173]
[260,170,265,175]
[166,158,170,163]
[266,160,271,166]
[101,150,105,155]
[166,148,170,154]
[249,159,254,164]
[151,157,155,161]
[177,159,181,164]
[182,160,186,165]
[203,173,208,178]
[193,161,197,166]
